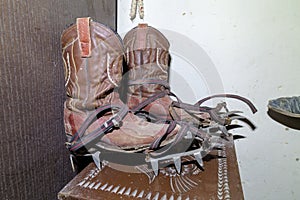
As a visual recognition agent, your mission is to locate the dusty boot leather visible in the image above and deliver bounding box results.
[61,19,218,176]
[61,18,182,154]
[123,24,257,130]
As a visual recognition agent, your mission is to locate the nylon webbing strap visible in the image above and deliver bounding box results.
[77,17,91,57]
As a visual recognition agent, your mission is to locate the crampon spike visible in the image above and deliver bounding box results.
[173,157,181,173]
[194,152,204,167]
[92,151,102,170]
[150,159,159,176]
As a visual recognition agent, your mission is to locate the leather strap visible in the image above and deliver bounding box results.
[195,94,258,114]
[76,17,92,57]
[70,104,117,143]
[149,124,191,157]
[131,90,169,112]
[136,23,148,50]
[68,104,129,152]
[149,120,177,150]
[171,101,210,112]
[228,113,256,130]
[171,101,230,125]
[128,79,170,89]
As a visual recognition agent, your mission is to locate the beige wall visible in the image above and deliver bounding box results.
[118,0,300,199]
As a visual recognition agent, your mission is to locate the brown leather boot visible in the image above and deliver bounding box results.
[61,18,181,154]
[62,19,216,174]
[123,24,257,131]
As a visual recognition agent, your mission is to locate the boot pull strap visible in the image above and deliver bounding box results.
[77,17,92,57]
[136,23,148,50]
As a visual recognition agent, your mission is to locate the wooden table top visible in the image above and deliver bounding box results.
[58,136,244,200]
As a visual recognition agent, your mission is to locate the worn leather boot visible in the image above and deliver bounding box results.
[123,24,257,131]
[61,18,182,154]
[61,18,216,175]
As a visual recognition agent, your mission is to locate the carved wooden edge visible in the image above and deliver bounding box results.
[58,136,244,200]
[219,140,244,200]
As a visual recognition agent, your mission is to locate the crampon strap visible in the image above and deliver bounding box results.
[128,79,170,89]
[130,80,257,116]
[194,94,257,114]
[67,104,128,152]
[129,80,257,126]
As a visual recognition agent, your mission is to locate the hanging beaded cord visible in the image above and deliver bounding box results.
[130,0,144,20]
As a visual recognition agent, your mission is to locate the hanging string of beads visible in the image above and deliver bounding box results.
[130,0,144,20]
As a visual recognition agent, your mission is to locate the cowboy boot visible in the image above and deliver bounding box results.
[61,18,216,175]
[123,24,257,133]
[61,18,181,154]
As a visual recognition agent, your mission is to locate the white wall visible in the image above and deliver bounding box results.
[118,0,300,199]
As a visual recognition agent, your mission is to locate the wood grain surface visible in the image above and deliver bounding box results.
[58,137,244,200]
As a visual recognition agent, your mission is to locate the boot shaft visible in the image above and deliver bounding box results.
[61,18,124,111]
[123,24,170,97]
[123,24,173,116]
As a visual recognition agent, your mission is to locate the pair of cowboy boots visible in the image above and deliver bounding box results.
[61,18,256,174]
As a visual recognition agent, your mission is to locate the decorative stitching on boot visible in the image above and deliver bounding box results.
[106,53,119,87]
[65,52,71,87]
